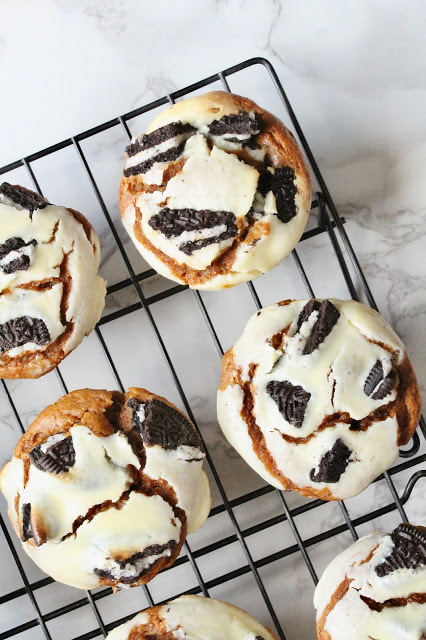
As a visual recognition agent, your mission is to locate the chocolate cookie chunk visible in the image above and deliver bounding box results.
[123,143,186,177]
[297,299,340,355]
[266,380,311,428]
[149,208,238,255]
[364,360,397,400]
[310,439,352,483]
[208,113,259,140]
[0,237,37,274]
[375,524,426,577]
[21,503,33,542]
[258,167,298,223]
[128,397,203,450]
[0,316,50,352]
[126,122,196,157]
[0,183,48,212]
[94,540,177,584]
[29,436,76,475]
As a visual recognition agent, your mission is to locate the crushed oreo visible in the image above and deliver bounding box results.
[127,397,202,451]
[0,237,37,274]
[21,503,33,542]
[0,183,48,212]
[148,208,238,255]
[123,143,185,177]
[125,122,196,157]
[0,316,50,352]
[257,166,297,223]
[364,360,397,400]
[296,299,340,355]
[266,380,311,429]
[375,524,426,577]
[29,436,76,474]
[310,439,352,483]
[94,540,177,584]
[208,113,259,140]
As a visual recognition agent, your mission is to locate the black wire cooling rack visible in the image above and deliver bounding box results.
[0,57,424,640]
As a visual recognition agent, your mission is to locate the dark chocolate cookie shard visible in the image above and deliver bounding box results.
[310,439,352,483]
[364,360,397,400]
[128,397,202,451]
[375,524,426,577]
[148,208,238,255]
[257,166,297,223]
[266,380,311,429]
[125,122,196,157]
[208,113,259,139]
[94,539,177,584]
[0,183,48,212]
[295,299,340,355]
[0,237,37,274]
[0,316,50,352]
[123,143,186,177]
[29,436,76,475]
[21,503,33,542]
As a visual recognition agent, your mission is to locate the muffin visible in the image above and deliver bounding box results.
[106,595,278,640]
[217,298,421,500]
[314,523,426,639]
[119,91,311,290]
[0,183,106,378]
[0,387,211,590]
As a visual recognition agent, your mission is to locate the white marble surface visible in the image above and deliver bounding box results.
[0,2,425,640]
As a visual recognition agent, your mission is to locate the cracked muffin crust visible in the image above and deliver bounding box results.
[119,91,311,290]
[106,595,279,640]
[0,387,211,590]
[0,183,106,378]
[217,298,421,500]
[314,524,426,639]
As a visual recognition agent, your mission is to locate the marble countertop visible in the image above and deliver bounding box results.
[0,2,424,640]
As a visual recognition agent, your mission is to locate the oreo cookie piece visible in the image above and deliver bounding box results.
[297,299,340,355]
[148,208,238,255]
[266,380,311,429]
[21,503,33,542]
[0,237,37,274]
[310,439,352,483]
[364,360,397,400]
[375,524,426,577]
[126,122,196,157]
[123,143,185,177]
[208,112,259,139]
[29,436,76,475]
[0,316,50,352]
[94,540,177,584]
[0,183,48,212]
[257,167,297,223]
[128,397,203,450]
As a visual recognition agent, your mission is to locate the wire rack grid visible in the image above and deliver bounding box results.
[0,57,424,640]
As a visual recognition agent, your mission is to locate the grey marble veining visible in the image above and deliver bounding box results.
[0,2,425,640]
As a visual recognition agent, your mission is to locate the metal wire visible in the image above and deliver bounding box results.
[0,58,424,640]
